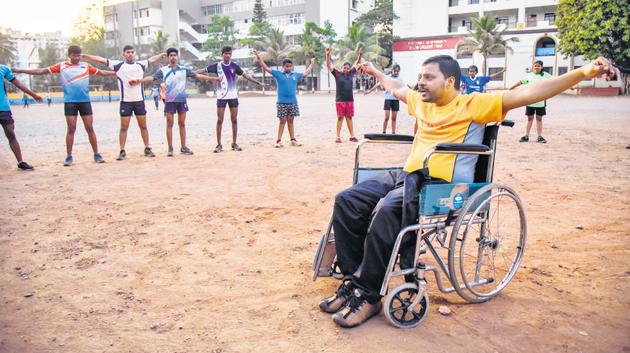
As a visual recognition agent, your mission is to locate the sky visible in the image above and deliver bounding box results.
[0,0,122,37]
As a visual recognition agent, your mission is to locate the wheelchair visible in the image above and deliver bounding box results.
[312,120,526,328]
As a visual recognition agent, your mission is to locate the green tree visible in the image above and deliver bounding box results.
[290,22,325,92]
[34,43,61,90]
[456,15,519,76]
[202,16,239,60]
[557,0,630,94]
[72,0,106,42]
[354,0,398,67]
[253,28,294,92]
[0,32,17,65]
[150,30,170,54]
[335,24,388,68]
[253,0,267,23]
[240,20,274,48]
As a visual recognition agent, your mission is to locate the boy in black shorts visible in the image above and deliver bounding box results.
[14,45,116,166]
[366,64,403,134]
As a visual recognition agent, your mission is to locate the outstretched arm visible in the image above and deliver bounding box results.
[352,47,363,69]
[81,53,108,65]
[508,81,522,90]
[11,68,50,75]
[96,69,117,77]
[359,61,410,103]
[11,78,42,102]
[147,52,166,65]
[502,57,616,114]
[195,73,221,82]
[364,83,379,96]
[252,49,272,74]
[242,72,264,86]
[489,68,505,78]
[303,58,316,77]
[195,68,207,74]
[129,76,156,85]
[325,47,334,72]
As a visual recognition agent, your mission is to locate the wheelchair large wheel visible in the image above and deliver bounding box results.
[448,183,526,303]
[383,283,429,329]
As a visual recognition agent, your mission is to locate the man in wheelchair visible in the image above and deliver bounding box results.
[320,55,616,328]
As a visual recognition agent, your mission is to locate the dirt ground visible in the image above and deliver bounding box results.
[1,93,629,353]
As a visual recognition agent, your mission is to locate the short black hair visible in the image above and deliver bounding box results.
[68,45,82,55]
[534,60,543,66]
[342,62,352,68]
[282,59,292,66]
[422,55,461,90]
[468,65,478,73]
[166,48,178,56]
[392,64,401,70]
[221,46,232,54]
[123,45,134,52]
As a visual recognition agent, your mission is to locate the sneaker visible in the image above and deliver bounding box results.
[144,147,155,157]
[335,137,342,143]
[319,280,353,313]
[63,155,73,166]
[116,150,126,161]
[231,143,242,151]
[94,153,105,163]
[17,161,34,171]
[537,136,547,144]
[332,289,382,328]
[290,139,302,147]
[274,140,283,148]
[349,136,359,142]
[519,135,529,142]
[167,148,174,157]
[213,144,223,153]
[180,146,194,155]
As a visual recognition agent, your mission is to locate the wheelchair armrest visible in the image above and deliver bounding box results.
[435,143,491,153]
[363,133,415,142]
[501,120,515,127]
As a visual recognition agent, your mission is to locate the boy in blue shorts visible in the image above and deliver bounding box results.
[252,49,316,148]
[1,65,42,170]
[130,48,219,156]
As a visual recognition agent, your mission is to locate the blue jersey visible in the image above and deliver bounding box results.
[461,75,491,94]
[271,69,303,104]
[0,65,16,111]
[152,65,196,103]
[384,74,403,100]
[49,62,99,103]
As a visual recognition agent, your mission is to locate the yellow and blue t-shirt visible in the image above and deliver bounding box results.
[48,62,99,103]
[0,65,16,111]
[404,91,505,183]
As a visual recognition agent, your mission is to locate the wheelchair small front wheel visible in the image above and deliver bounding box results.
[383,283,429,329]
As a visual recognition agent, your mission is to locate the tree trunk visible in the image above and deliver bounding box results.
[262,70,266,95]
[621,72,629,95]
[482,55,487,76]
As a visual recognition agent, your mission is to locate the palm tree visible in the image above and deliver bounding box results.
[150,30,169,54]
[0,32,17,65]
[335,24,388,69]
[457,16,519,76]
[290,22,324,92]
[253,28,294,93]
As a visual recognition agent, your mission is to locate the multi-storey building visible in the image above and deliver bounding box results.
[392,0,620,91]
[103,0,375,90]
[0,27,70,68]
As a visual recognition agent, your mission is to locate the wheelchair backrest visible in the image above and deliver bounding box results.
[474,123,500,183]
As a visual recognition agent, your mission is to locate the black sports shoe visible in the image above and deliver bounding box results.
[17,161,34,170]
[537,136,547,144]
[144,147,155,157]
[519,135,529,142]
[116,150,126,161]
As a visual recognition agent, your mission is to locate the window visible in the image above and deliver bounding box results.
[462,19,473,30]
[289,13,303,24]
[138,8,149,18]
[557,67,568,75]
[527,14,537,27]
[352,0,358,9]
[496,16,509,25]
[469,0,479,4]
[203,4,222,16]
[544,13,556,25]
[286,35,301,46]
[488,67,504,81]
[542,66,553,75]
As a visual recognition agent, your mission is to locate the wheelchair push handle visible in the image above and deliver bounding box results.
[363,133,415,142]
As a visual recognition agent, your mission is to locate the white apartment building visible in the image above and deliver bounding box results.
[392,0,620,92]
[104,0,375,90]
[0,27,70,68]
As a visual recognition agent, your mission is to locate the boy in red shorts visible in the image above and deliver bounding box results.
[326,47,363,143]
